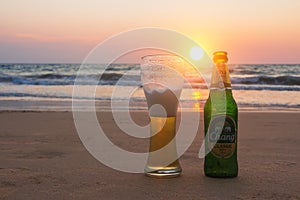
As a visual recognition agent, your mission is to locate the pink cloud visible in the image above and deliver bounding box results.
[15,33,97,44]
[15,33,59,42]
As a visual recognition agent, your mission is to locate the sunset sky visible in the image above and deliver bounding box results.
[0,0,299,63]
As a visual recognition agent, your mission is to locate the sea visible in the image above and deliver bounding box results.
[0,63,299,111]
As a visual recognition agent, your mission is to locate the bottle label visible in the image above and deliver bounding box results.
[210,65,231,88]
[208,115,237,158]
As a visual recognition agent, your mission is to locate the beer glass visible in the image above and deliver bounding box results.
[141,55,184,178]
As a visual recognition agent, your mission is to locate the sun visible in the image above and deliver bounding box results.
[190,46,204,61]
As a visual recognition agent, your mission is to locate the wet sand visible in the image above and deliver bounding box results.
[0,111,299,199]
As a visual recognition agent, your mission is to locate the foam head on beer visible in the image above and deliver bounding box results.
[141,55,184,117]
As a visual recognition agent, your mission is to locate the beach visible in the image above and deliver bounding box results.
[0,111,299,200]
[1,0,300,199]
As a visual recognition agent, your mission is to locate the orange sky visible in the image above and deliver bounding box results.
[0,0,299,63]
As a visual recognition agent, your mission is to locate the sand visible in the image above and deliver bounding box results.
[0,111,299,199]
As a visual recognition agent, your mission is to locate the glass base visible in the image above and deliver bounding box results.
[145,167,182,178]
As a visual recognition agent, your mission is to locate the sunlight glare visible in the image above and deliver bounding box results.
[190,46,204,61]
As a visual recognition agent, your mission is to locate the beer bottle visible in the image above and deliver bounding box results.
[204,51,238,178]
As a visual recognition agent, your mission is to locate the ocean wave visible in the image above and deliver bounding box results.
[232,84,300,91]
[1,64,299,90]
[0,73,141,86]
[231,75,300,85]
[237,102,300,108]
[23,73,126,80]
[0,92,144,101]
[231,64,300,76]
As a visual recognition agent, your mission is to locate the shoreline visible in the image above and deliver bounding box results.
[1,106,299,113]
[1,99,300,113]
[1,84,300,112]
[1,108,300,113]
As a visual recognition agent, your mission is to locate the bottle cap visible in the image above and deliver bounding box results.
[213,51,228,63]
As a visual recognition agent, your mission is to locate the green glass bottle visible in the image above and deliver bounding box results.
[204,51,238,178]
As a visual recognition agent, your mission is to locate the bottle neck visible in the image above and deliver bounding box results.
[210,62,231,89]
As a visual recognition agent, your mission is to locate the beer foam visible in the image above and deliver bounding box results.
[143,85,182,117]
[143,83,182,94]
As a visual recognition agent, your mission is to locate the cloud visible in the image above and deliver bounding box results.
[15,33,97,44]
[15,33,59,42]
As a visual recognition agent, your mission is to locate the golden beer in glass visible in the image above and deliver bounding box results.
[141,55,184,178]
